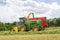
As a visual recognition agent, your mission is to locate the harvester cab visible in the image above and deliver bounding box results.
[19,17,26,24]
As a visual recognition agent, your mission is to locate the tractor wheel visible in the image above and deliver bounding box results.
[33,26,39,31]
[12,27,18,32]
[20,26,26,32]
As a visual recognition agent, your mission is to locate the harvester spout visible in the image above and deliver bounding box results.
[27,13,34,20]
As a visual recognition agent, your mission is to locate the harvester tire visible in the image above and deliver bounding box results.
[12,27,18,32]
[20,26,26,32]
[33,26,39,31]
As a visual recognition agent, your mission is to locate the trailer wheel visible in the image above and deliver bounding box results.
[20,26,26,32]
[33,26,39,31]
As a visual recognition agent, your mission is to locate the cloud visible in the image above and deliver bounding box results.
[0,0,60,22]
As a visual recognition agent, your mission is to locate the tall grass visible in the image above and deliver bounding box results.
[0,26,60,35]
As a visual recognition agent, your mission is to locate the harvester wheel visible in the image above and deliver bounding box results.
[33,26,39,31]
[20,26,26,32]
[12,27,18,32]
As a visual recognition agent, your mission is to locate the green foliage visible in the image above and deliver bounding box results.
[47,18,60,27]
[0,22,12,31]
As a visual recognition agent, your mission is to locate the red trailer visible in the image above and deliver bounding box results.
[28,17,48,27]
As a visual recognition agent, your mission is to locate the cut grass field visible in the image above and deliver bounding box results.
[0,34,60,40]
[0,27,60,40]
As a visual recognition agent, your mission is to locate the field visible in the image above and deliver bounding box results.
[0,34,60,40]
[0,27,60,40]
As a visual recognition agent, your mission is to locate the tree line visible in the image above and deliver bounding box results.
[47,18,60,27]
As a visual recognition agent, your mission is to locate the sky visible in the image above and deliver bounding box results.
[0,0,60,22]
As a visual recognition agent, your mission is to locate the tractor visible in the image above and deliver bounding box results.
[10,13,48,32]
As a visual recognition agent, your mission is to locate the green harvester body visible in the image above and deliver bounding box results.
[19,17,43,31]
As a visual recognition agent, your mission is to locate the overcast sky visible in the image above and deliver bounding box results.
[0,0,60,22]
